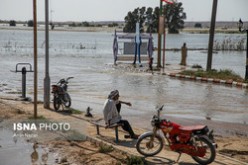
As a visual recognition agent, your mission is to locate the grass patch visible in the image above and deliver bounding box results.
[28,115,47,120]
[60,157,68,163]
[68,108,83,114]
[16,109,25,114]
[98,144,114,153]
[191,64,203,69]
[126,155,146,165]
[180,69,244,82]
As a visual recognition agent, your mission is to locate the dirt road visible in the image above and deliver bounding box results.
[0,98,247,164]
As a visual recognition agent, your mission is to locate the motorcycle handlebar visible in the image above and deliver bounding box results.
[57,79,65,84]
[66,77,74,81]
[157,105,164,118]
[158,105,164,111]
[57,77,74,84]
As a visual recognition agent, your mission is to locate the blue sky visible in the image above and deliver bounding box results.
[0,0,247,22]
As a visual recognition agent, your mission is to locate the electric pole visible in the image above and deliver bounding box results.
[207,0,218,71]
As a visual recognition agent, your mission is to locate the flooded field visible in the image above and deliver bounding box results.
[0,29,247,124]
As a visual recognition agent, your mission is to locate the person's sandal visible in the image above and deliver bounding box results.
[124,134,140,139]
[131,134,139,139]
[124,135,131,139]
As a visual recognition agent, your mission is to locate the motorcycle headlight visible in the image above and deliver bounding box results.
[151,120,155,127]
[52,86,58,92]
[151,115,158,127]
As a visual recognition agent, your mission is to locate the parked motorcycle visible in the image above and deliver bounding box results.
[136,105,217,164]
[51,77,73,111]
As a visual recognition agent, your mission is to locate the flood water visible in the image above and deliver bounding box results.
[0,29,247,125]
[0,128,54,165]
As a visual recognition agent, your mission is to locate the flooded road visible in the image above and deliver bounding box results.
[76,67,248,124]
[0,30,247,125]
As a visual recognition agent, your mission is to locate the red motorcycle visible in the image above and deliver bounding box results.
[136,105,217,164]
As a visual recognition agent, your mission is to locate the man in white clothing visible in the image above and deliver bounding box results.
[103,90,139,139]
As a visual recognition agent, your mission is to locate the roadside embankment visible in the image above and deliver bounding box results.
[0,97,248,164]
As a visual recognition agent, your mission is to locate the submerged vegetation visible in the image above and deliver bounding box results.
[213,37,247,51]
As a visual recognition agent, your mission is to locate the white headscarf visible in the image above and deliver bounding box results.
[108,90,119,99]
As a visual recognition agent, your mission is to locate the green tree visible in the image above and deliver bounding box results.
[123,11,135,32]
[108,22,118,27]
[9,20,16,26]
[123,7,146,33]
[82,21,90,27]
[195,23,202,28]
[146,7,160,33]
[27,20,34,27]
[123,3,186,34]
[163,2,186,34]
[145,7,154,33]
[138,7,146,32]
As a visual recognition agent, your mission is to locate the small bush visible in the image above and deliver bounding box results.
[28,115,46,120]
[60,156,67,163]
[17,109,25,114]
[192,64,202,69]
[98,144,114,153]
[68,108,83,114]
[126,155,146,165]
[115,162,122,165]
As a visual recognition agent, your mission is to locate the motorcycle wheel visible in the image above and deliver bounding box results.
[136,133,164,156]
[64,93,71,108]
[191,136,216,165]
[53,97,60,111]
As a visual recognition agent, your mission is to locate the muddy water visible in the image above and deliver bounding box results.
[0,30,247,164]
[0,128,55,165]
[0,30,247,125]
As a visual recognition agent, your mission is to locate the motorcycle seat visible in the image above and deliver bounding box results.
[179,125,207,132]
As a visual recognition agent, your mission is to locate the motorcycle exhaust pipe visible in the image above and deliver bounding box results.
[209,130,218,148]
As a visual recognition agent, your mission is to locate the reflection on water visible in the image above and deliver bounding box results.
[0,129,52,165]
[0,30,247,125]
[31,143,39,164]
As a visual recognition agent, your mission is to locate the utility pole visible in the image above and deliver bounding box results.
[44,0,50,109]
[157,0,163,68]
[207,0,218,71]
[238,19,248,81]
[246,30,248,81]
[33,0,38,118]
